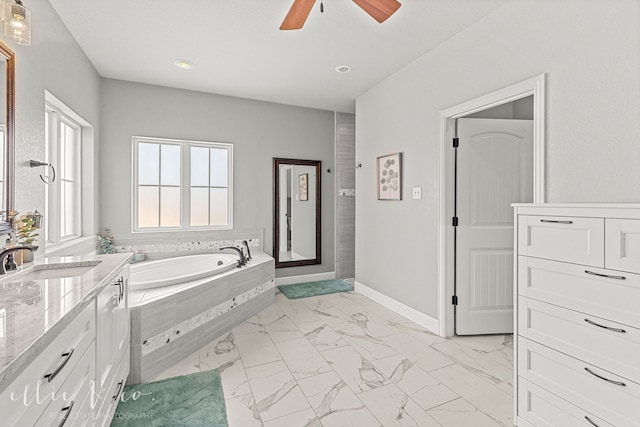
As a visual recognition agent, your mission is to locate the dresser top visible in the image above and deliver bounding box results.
[513,203,640,218]
[0,253,132,393]
[512,203,640,208]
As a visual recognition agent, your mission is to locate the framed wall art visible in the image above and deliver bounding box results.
[299,173,309,201]
[377,152,402,200]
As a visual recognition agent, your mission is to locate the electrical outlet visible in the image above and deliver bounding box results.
[412,186,422,199]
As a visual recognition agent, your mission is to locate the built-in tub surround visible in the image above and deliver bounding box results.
[129,251,274,384]
[111,230,262,262]
[0,253,132,392]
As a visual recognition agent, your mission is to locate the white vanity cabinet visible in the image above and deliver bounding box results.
[514,204,640,427]
[0,256,132,427]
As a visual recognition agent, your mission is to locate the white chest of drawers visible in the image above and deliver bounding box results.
[514,204,640,427]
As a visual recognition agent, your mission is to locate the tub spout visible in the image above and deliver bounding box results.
[242,240,252,261]
[219,246,246,267]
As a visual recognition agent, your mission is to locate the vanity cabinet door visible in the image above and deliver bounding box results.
[96,266,130,393]
[113,266,130,363]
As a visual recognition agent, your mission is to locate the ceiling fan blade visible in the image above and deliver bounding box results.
[352,0,401,23]
[280,0,316,30]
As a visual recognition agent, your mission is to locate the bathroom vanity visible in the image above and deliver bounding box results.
[0,253,132,427]
[514,204,640,427]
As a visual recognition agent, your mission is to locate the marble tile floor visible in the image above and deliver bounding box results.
[152,290,514,427]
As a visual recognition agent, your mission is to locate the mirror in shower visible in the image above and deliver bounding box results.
[273,158,321,268]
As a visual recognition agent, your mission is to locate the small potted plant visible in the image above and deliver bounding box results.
[15,211,41,263]
[98,229,116,254]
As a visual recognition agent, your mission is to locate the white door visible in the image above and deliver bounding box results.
[456,118,533,335]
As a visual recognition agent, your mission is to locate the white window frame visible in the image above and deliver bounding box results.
[132,136,233,232]
[45,104,83,244]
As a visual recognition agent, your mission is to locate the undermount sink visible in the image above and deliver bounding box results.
[27,261,102,280]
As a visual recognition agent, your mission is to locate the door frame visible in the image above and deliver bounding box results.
[437,74,547,337]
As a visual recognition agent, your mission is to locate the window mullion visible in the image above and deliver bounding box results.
[75,124,82,238]
[182,144,190,230]
[53,111,62,243]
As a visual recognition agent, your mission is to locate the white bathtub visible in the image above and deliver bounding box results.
[130,253,239,290]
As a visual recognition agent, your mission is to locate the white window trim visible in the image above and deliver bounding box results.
[47,109,82,242]
[45,92,92,248]
[131,136,233,233]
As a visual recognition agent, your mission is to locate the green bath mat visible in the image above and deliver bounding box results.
[277,279,353,299]
[110,369,227,427]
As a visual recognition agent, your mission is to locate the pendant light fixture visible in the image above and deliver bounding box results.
[3,0,31,46]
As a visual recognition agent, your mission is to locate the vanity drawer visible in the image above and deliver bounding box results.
[606,218,640,274]
[518,338,640,426]
[517,215,604,266]
[36,344,96,427]
[0,302,96,427]
[518,256,640,327]
[517,377,614,427]
[518,296,640,381]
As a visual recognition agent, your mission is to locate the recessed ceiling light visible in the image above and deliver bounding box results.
[334,65,351,74]
[174,59,194,70]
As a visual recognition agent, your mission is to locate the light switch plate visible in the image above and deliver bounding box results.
[412,186,422,199]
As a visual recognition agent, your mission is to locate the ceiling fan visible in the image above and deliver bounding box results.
[280,0,402,30]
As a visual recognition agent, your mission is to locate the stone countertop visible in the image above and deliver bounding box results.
[0,253,132,393]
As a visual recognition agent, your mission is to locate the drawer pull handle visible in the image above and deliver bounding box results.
[540,219,573,224]
[585,318,626,333]
[44,348,75,383]
[584,367,626,387]
[113,277,124,302]
[113,380,124,400]
[57,400,74,427]
[584,270,626,280]
[585,416,601,427]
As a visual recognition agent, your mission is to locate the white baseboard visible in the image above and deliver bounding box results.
[275,271,336,286]
[354,281,440,335]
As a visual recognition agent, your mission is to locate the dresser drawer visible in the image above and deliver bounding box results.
[518,296,640,381]
[518,338,640,426]
[0,302,96,427]
[517,377,614,427]
[518,256,640,327]
[517,215,604,266]
[36,344,96,427]
[606,218,640,274]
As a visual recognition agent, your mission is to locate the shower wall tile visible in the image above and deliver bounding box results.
[335,112,356,279]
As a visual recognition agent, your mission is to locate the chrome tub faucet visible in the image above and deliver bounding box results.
[219,246,246,267]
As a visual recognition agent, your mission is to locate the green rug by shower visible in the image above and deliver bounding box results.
[277,279,353,299]
[110,369,227,427]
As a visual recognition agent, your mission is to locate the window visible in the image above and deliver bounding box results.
[45,104,82,243]
[132,137,233,231]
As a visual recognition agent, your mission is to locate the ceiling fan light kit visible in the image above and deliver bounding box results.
[280,0,401,30]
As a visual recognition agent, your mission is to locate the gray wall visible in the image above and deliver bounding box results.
[3,1,101,250]
[99,79,335,278]
[355,0,640,318]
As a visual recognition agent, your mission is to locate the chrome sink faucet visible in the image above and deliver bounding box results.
[242,240,252,261]
[219,246,246,268]
[0,246,34,274]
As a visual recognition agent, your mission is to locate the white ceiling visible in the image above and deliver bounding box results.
[49,0,509,113]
